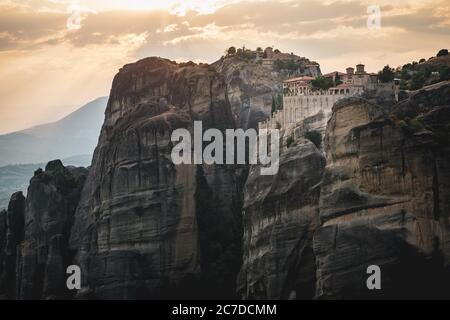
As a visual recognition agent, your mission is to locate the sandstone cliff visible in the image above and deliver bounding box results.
[238,140,325,299]
[2,54,449,300]
[68,55,288,299]
[316,92,450,298]
[0,191,24,299]
[240,81,450,299]
[0,161,88,299]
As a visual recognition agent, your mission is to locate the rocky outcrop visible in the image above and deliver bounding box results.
[3,55,449,300]
[0,51,299,300]
[314,89,450,298]
[69,57,253,299]
[18,160,88,299]
[238,140,325,299]
[213,57,286,129]
[0,161,88,299]
[240,82,450,299]
[0,191,25,299]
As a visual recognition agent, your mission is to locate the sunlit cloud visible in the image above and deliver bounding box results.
[0,0,449,133]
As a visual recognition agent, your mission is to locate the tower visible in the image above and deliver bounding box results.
[356,64,365,74]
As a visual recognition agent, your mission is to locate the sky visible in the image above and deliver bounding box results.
[0,0,449,134]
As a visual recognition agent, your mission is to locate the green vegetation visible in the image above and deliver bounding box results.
[272,97,277,114]
[409,118,425,131]
[225,45,257,60]
[305,130,322,149]
[271,94,283,115]
[410,71,426,90]
[227,46,236,55]
[311,76,334,91]
[437,49,449,57]
[274,59,300,72]
[378,65,395,83]
[398,117,425,134]
[386,48,450,90]
[437,65,450,81]
[276,121,281,130]
[286,135,294,148]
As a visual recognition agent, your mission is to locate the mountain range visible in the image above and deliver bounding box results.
[0,96,108,166]
[0,97,108,209]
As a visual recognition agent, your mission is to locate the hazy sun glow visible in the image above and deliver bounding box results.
[75,0,228,15]
[0,0,448,134]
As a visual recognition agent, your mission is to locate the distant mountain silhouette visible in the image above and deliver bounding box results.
[0,97,108,166]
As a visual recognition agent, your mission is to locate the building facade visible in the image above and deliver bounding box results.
[258,64,384,138]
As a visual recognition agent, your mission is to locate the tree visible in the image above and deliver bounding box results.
[437,49,449,57]
[400,68,412,80]
[419,58,426,63]
[274,59,300,72]
[227,46,236,55]
[286,135,294,148]
[410,71,426,90]
[439,65,450,81]
[256,47,263,52]
[378,65,395,83]
[271,96,277,115]
[311,76,334,91]
[305,131,322,149]
[399,79,408,90]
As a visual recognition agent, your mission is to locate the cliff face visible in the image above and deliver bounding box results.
[238,141,325,299]
[1,54,290,300]
[0,191,25,299]
[238,81,450,299]
[315,92,450,298]
[18,161,88,299]
[3,55,449,300]
[0,161,88,299]
[68,56,285,299]
[214,58,286,129]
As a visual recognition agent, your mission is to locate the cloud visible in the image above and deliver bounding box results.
[0,0,449,133]
[0,0,447,64]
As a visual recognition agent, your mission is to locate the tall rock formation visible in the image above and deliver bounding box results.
[68,55,288,299]
[213,57,286,129]
[2,54,449,300]
[238,140,325,299]
[315,88,450,298]
[0,191,25,299]
[0,161,88,299]
[0,51,304,300]
[240,81,450,299]
[18,160,88,299]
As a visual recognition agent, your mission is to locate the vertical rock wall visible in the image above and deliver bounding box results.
[238,141,325,299]
[240,82,450,299]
